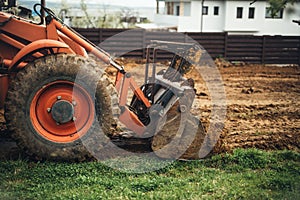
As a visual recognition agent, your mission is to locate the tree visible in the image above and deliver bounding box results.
[120,7,139,28]
[251,0,299,17]
[267,0,299,17]
[58,0,69,22]
[80,0,95,28]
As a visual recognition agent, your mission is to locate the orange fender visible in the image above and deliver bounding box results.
[8,39,74,71]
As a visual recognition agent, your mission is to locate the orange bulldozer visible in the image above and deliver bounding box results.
[0,0,207,161]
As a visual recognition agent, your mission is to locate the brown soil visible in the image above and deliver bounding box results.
[213,64,300,153]
[1,59,299,160]
[113,58,300,154]
[0,109,22,160]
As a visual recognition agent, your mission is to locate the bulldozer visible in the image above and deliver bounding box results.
[0,0,207,161]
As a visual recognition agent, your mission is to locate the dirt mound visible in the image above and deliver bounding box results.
[204,64,300,153]
[213,104,300,153]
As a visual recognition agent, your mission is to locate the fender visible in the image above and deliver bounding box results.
[8,39,74,71]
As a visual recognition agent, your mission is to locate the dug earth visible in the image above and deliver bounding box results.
[1,59,299,159]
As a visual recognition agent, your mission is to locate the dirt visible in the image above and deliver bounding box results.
[114,58,300,154]
[1,59,299,160]
[0,109,22,160]
[213,63,300,153]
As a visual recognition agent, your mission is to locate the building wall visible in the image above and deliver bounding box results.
[202,1,226,32]
[177,0,226,32]
[178,1,201,32]
[261,3,300,36]
[224,1,263,34]
[184,2,191,16]
[173,2,180,15]
[224,1,300,35]
[171,2,191,16]
[154,13,179,27]
[155,0,300,35]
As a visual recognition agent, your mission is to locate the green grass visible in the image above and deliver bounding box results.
[0,149,299,200]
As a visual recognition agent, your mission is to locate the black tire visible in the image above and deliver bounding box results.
[5,54,119,161]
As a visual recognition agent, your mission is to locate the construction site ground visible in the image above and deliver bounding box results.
[1,59,299,159]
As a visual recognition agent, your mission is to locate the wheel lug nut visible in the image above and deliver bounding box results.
[57,96,62,100]
[180,105,187,113]
[72,101,77,106]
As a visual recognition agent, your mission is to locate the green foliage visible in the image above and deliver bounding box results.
[80,0,95,28]
[267,0,299,17]
[0,149,299,199]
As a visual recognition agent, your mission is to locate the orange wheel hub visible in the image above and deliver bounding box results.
[30,80,95,143]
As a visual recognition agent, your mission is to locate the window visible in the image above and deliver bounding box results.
[202,6,208,15]
[236,7,243,18]
[166,2,174,15]
[214,6,219,15]
[265,7,283,19]
[184,2,191,16]
[248,7,255,19]
[176,5,180,16]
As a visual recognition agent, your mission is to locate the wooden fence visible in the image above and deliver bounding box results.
[75,28,300,65]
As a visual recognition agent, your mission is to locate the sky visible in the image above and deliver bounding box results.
[87,0,156,7]
[20,0,157,8]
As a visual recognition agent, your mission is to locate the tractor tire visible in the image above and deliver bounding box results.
[151,103,206,160]
[5,54,119,161]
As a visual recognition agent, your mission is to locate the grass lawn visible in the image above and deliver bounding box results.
[0,149,299,200]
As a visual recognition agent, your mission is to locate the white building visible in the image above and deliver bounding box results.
[154,0,300,35]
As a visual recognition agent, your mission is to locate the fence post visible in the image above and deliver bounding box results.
[262,35,266,64]
[224,32,228,59]
[99,28,102,43]
[142,29,146,59]
[184,33,189,43]
[298,36,300,66]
